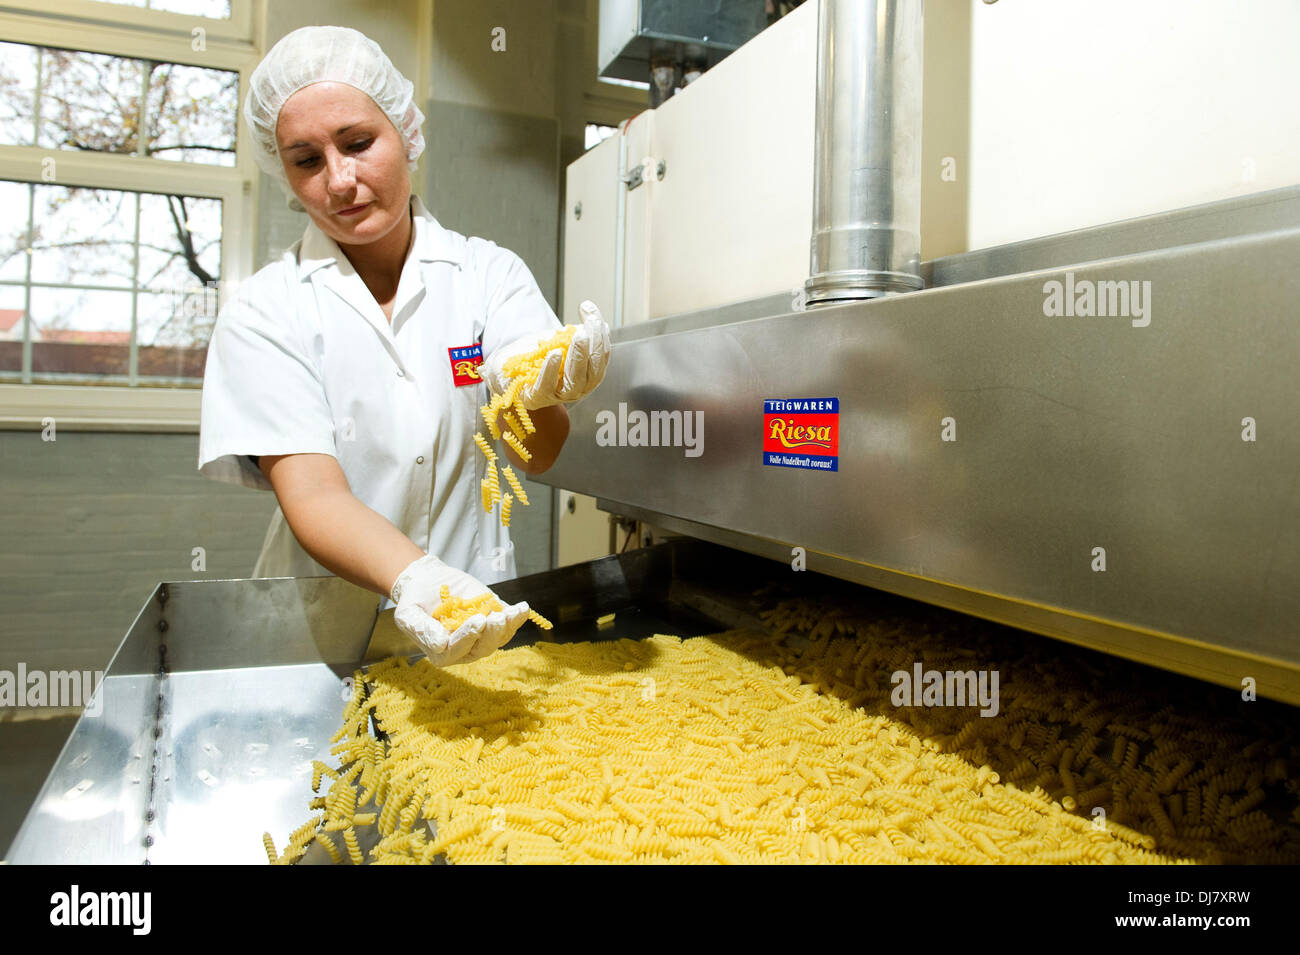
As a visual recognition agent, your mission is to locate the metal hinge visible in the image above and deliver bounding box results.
[623,159,665,191]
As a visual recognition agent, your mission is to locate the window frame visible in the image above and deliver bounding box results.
[10,0,253,43]
[0,0,260,428]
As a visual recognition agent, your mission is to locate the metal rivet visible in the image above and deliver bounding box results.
[416,455,425,465]
[656,161,666,180]
[573,202,582,220]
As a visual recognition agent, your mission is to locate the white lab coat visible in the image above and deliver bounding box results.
[197,194,559,598]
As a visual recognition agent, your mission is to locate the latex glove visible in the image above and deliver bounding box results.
[390,554,530,666]
[484,301,611,410]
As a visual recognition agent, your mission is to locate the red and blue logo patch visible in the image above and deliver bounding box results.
[448,343,483,387]
[763,397,839,471]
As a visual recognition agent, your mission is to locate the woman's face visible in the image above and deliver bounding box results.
[275,82,411,249]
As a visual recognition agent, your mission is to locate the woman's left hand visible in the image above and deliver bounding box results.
[485,300,611,409]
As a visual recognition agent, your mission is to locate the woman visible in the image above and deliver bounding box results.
[198,26,610,666]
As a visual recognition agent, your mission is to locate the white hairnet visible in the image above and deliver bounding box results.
[243,25,426,212]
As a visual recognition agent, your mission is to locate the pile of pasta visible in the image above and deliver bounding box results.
[475,325,578,527]
[264,592,1300,865]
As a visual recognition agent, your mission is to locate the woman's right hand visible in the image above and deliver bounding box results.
[390,554,530,666]
[257,454,528,664]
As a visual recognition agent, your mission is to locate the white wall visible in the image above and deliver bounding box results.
[429,0,556,118]
[967,0,1300,249]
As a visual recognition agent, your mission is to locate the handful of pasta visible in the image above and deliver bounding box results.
[432,584,553,633]
[476,325,578,527]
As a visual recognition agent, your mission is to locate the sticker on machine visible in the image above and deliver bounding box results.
[763,397,839,471]
[448,343,484,387]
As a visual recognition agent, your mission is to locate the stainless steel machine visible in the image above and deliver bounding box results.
[550,0,1300,703]
[540,184,1300,706]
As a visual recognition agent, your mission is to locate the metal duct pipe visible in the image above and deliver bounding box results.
[805,0,924,306]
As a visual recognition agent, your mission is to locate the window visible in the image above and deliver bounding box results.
[584,123,617,150]
[0,0,254,389]
[0,179,224,384]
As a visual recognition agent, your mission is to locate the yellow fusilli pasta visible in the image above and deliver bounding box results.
[473,432,497,463]
[501,466,529,507]
[471,325,578,526]
[500,430,532,463]
[267,589,1300,865]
